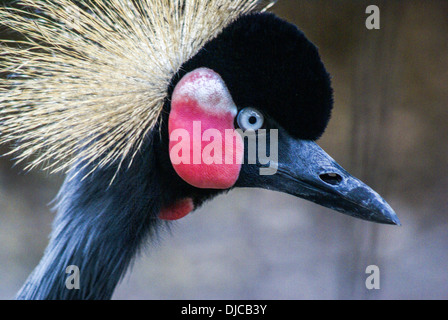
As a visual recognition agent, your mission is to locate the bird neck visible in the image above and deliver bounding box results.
[16,138,162,300]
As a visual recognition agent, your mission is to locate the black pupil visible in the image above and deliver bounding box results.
[248,116,257,125]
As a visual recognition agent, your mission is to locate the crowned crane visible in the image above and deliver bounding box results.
[0,0,400,300]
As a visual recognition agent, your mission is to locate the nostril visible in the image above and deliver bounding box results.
[319,173,343,186]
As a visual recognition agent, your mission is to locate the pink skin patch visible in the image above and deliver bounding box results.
[169,68,244,190]
[159,198,194,221]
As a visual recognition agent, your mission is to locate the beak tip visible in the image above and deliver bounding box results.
[390,215,402,227]
[366,193,401,226]
[380,207,401,226]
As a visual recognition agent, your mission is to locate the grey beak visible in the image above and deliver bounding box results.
[274,139,401,225]
[235,129,401,226]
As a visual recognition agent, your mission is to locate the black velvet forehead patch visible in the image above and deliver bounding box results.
[174,12,333,141]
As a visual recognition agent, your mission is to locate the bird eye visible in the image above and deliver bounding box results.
[236,107,264,131]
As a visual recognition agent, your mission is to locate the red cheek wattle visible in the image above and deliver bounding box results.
[169,101,243,189]
[168,68,243,190]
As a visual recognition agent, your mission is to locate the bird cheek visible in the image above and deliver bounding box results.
[168,103,243,190]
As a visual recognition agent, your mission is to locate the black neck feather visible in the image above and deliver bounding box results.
[16,134,162,300]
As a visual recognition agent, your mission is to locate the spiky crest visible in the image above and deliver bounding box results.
[0,0,276,177]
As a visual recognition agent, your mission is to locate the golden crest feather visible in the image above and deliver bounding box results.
[0,0,276,176]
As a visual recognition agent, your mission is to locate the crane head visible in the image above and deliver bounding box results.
[158,13,400,226]
[0,3,399,226]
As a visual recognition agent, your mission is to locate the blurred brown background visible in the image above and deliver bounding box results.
[1,0,447,299]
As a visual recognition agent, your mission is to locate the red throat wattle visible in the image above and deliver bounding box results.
[159,198,194,221]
